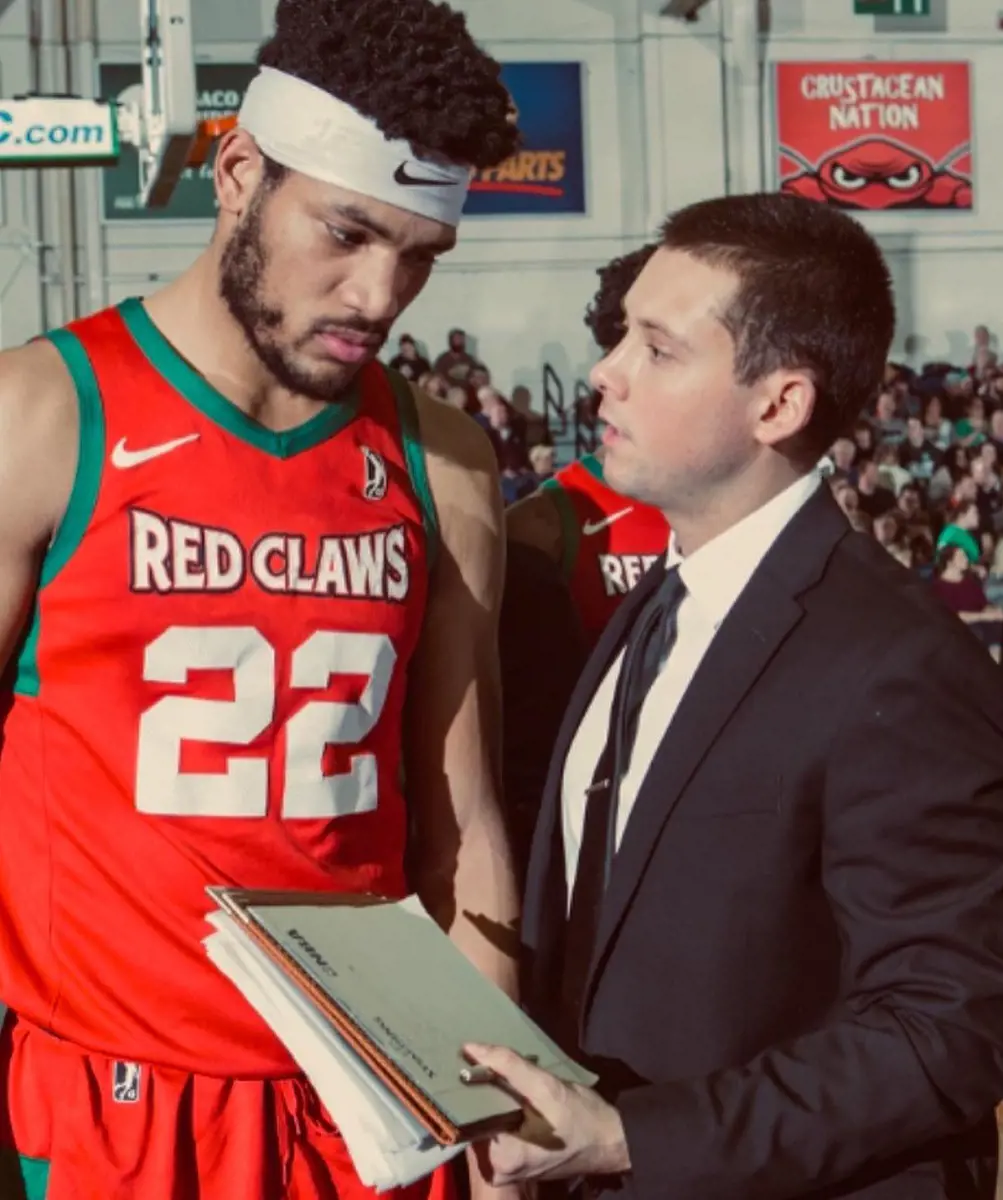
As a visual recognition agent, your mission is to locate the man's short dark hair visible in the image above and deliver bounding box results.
[257,0,519,170]
[659,193,896,453]
[585,243,658,354]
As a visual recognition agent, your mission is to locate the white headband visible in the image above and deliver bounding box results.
[238,67,471,227]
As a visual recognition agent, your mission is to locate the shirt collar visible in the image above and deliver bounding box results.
[666,470,822,628]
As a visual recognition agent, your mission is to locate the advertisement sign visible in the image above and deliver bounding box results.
[465,62,586,216]
[774,61,972,211]
[0,96,117,164]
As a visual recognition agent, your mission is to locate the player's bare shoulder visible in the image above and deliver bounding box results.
[410,382,501,535]
[0,338,80,547]
[505,485,563,564]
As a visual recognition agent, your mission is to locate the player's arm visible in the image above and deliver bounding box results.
[0,342,78,668]
[403,386,520,999]
[505,485,563,566]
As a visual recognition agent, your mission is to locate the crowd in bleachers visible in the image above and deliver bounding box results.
[388,328,559,504]
[826,324,1003,658]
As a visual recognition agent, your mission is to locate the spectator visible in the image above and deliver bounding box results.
[929,444,972,506]
[527,443,556,484]
[896,483,934,545]
[476,388,528,463]
[873,510,907,565]
[852,420,876,457]
[936,499,982,565]
[388,334,430,382]
[468,364,491,393]
[422,373,449,401]
[434,327,479,383]
[898,415,943,484]
[910,534,935,581]
[989,407,1003,458]
[498,442,535,507]
[873,389,907,445]
[922,394,953,451]
[955,396,988,448]
[987,373,1003,411]
[444,384,469,410]
[874,443,911,496]
[829,435,857,481]
[971,455,1003,533]
[855,456,897,518]
[831,478,860,521]
[931,544,1003,658]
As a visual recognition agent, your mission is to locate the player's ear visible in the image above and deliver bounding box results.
[214,128,266,219]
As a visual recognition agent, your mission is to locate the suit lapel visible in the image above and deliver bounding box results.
[583,487,850,1009]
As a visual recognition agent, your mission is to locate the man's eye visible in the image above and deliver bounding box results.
[647,345,670,363]
[327,226,365,248]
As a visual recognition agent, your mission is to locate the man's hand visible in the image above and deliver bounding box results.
[463,1044,631,1185]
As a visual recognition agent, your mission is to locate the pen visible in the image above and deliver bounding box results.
[459,1055,539,1085]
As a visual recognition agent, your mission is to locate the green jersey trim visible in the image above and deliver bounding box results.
[580,453,604,483]
[118,298,361,459]
[385,368,439,569]
[0,1149,51,1198]
[541,474,580,581]
[14,327,106,698]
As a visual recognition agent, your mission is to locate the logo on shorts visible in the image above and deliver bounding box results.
[112,1060,141,1104]
[362,447,388,501]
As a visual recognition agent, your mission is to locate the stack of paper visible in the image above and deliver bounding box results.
[205,908,461,1190]
[203,891,595,1193]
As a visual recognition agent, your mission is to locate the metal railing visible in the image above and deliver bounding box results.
[573,380,599,458]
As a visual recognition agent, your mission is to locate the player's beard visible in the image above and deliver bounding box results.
[219,189,363,404]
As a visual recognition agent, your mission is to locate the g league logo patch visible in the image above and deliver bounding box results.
[112,1060,141,1104]
[362,446,388,502]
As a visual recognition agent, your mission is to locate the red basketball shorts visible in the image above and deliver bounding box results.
[0,1013,459,1200]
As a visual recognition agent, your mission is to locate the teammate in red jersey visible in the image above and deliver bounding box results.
[500,246,666,874]
[507,244,668,650]
[0,1,521,1197]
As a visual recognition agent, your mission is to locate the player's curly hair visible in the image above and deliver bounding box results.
[584,243,658,353]
[257,0,519,170]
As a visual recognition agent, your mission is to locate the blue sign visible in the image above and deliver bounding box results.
[464,62,586,217]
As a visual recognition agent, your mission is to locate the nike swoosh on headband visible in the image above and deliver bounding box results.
[394,162,459,188]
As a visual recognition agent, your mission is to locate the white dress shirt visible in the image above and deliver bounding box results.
[562,470,822,895]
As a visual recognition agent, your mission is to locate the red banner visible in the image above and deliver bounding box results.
[774,61,972,211]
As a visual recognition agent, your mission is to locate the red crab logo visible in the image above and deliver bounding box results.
[780,136,971,210]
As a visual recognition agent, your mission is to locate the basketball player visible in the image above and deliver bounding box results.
[507,244,669,648]
[0,1,521,1197]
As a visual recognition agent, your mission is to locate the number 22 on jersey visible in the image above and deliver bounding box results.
[136,625,396,819]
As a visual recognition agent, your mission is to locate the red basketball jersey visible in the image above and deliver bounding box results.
[543,455,668,647]
[0,300,435,1077]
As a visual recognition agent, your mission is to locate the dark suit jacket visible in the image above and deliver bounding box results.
[523,486,1003,1200]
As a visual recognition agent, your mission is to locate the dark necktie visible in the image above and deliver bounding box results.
[559,566,687,1043]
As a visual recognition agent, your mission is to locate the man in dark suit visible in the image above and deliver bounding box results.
[464,193,1003,1199]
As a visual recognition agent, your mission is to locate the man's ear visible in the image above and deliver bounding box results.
[214,128,266,218]
[752,369,816,450]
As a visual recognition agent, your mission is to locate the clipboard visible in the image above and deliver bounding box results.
[208,887,595,1147]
